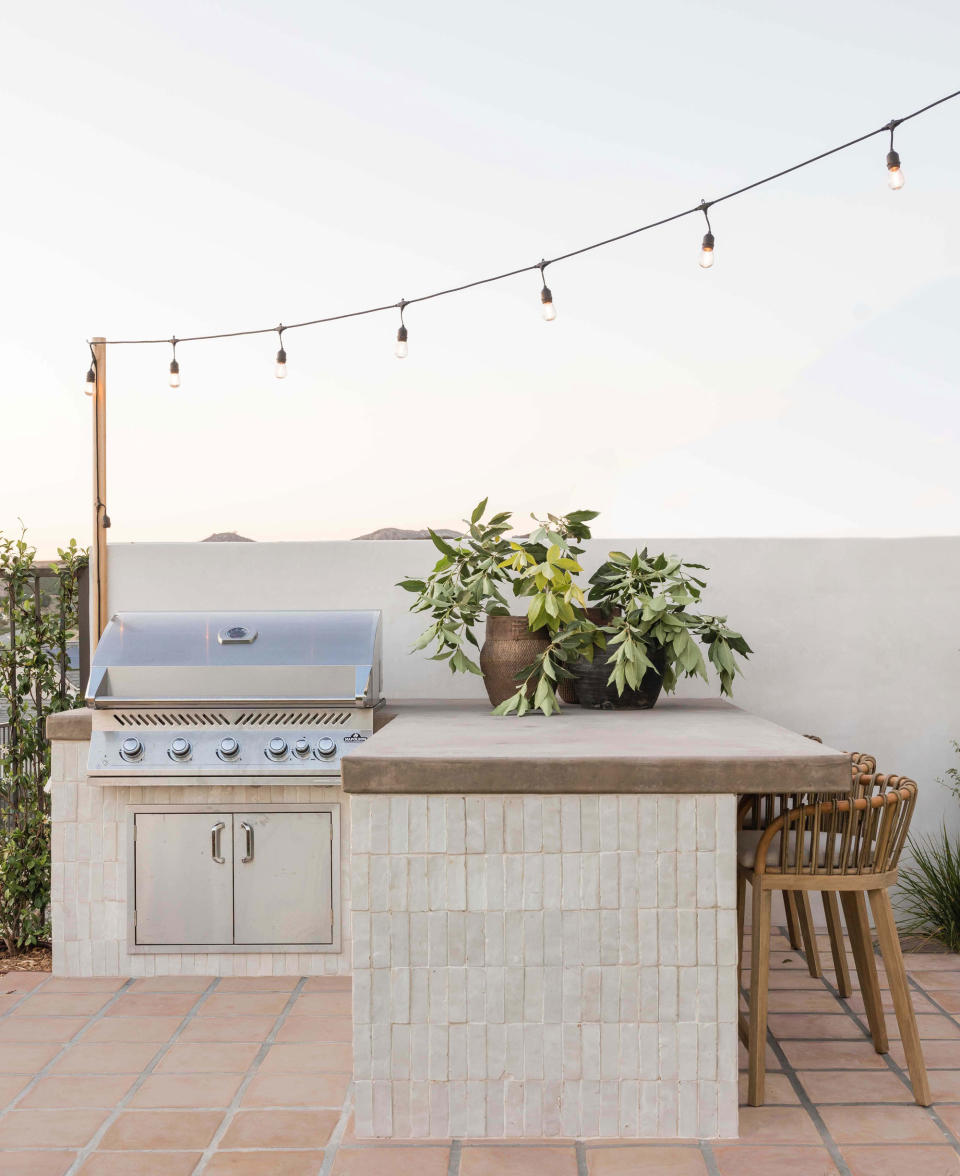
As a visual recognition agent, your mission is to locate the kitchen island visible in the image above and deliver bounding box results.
[341,698,850,1140]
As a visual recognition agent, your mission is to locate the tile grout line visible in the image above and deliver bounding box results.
[191,975,308,1175]
[63,976,223,1176]
[317,1084,355,1176]
[447,1136,462,1176]
[0,971,54,1016]
[574,1138,588,1176]
[791,930,960,1158]
[0,977,137,1122]
[698,1138,722,1176]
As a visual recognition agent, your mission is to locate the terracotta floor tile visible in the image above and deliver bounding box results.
[584,1145,708,1174]
[83,1016,183,1043]
[129,1072,244,1108]
[904,956,960,972]
[179,1015,277,1042]
[276,1015,353,1043]
[127,975,214,993]
[99,1109,223,1149]
[0,1107,109,1147]
[12,992,113,1016]
[197,992,289,1017]
[0,1015,89,1042]
[302,976,352,992]
[929,1070,960,1100]
[41,978,126,993]
[766,991,844,1013]
[780,1040,889,1070]
[106,994,198,1018]
[738,1072,800,1105]
[153,1043,260,1073]
[845,991,939,1015]
[0,1073,29,1104]
[78,1153,203,1176]
[889,1040,960,1068]
[911,972,960,991]
[0,1150,77,1176]
[241,1071,351,1107]
[0,993,28,1014]
[926,991,960,1013]
[737,1041,781,1071]
[764,971,843,990]
[767,1013,866,1040]
[0,1042,62,1072]
[885,1014,960,1040]
[459,1145,579,1176]
[219,1107,339,1148]
[935,1105,960,1134]
[51,1041,160,1074]
[841,1145,960,1176]
[819,1104,946,1144]
[796,1069,912,1104]
[260,1042,353,1073]
[216,976,300,992]
[20,1074,136,1108]
[0,970,50,991]
[713,1145,841,1176]
[293,991,352,1017]
[736,1106,823,1144]
[205,1152,329,1176]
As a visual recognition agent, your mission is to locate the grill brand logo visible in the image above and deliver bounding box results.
[344,732,367,743]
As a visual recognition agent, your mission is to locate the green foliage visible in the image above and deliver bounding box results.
[897,826,960,953]
[942,742,960,804]
[587,548,752,697]
[0,526,88,955]
[399,500,602,716]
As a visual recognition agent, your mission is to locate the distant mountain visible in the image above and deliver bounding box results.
[352,527,464,541]
[201,532,255,542]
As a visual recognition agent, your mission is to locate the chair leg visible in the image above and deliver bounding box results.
[748,881,772,1106]
[840,890,888,1053]
[869,887,932,1106]
[737,870,746,988]
[822,891,852,998]
[784,890,802,948]
[794,890,823,978]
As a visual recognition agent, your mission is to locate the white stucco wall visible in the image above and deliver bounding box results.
[106,537,960,840]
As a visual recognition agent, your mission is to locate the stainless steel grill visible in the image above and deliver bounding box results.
[87,610,382,777]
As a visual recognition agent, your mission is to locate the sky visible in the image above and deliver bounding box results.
[1,0,958,555]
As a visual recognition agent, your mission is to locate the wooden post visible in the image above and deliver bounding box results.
[90,336,109,643]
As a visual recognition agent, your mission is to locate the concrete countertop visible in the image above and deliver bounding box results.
[341,698,852,795]
[46,709,93,740]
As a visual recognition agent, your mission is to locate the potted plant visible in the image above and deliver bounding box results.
[571,548,753,708]
[398,499,601,713]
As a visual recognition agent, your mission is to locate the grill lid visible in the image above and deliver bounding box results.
[87,610,382,707]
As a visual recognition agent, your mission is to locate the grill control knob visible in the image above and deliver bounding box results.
[218,737,240,759]
[120,736,143,760]
[169,737,191,759]
[316,737,337,758]
[294,738,311,756]
[267,737,288,757]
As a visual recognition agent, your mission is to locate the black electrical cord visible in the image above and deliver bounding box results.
[92,87,960,352]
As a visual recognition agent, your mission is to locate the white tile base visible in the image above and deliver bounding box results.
[351,793,739,1139]
[50,740,351,977]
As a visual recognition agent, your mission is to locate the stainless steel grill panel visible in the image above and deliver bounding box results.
[110,709,353,729]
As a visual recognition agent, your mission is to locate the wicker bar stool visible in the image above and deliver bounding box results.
[737,750,876,993]
[738,775,931,1107]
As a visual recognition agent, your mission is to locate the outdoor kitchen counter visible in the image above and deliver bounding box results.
[341,697,852,795]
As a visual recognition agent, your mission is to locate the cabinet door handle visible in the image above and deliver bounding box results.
[240,821,254,863]
[210,821,226,864]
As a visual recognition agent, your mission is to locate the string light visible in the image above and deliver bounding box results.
[698,203,715,269]
[538,263,557,321]
[85,365,96,397]
[275,325,287,378]
[395,301,408,359]
[886,119,905,189]
[168,338,180,388]
[82,87,959,392]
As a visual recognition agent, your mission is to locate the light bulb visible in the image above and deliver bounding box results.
[540,285,556,321]
[85,366,95,396]
[395,324,408,359]
[169,359,180,388]
[887,149,905,190]
[275,347,287,378]
[699,232,715,269]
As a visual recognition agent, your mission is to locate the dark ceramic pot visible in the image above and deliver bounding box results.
[571,623,665,709]
[479,616,576,706]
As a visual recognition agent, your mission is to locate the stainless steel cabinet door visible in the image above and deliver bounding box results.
[233,811,333,945]
[134,813,234,945]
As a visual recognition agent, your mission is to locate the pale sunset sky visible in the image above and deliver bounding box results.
[1,0,957,554]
